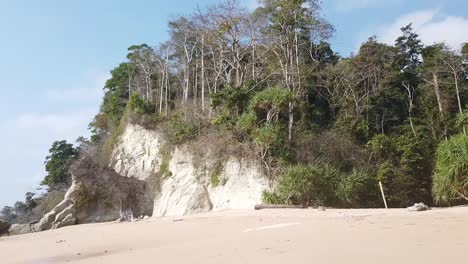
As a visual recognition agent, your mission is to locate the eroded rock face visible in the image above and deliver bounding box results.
[36,155,153,232]
[111,124,163,180]
[111,124,271,217]
[8,224,30,236]
[36,123,270,232]
[152,147,269,216]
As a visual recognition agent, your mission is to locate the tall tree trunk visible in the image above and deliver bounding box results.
[453,72,466,134]
[403,83,417,137]
[159,72,164,114]
[201,35,205,111]
[288,102,294,141]
[432,73,447,139]
[433,73,444,119]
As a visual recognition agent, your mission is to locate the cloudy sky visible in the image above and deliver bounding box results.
[0,0,467,206]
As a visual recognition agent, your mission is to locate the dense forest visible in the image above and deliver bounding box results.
[2,0,468,223]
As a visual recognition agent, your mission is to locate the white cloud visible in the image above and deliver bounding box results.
[0,108,98,200]
[11,110,95,136]
[0,71,107,206]
[46,72,108,102]
[377,9,468,50]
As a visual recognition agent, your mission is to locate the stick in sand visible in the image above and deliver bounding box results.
[379,181,388,209]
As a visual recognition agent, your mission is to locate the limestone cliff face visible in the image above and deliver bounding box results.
[35,123,270,232]
[111,124,163,181]
[111,124,270,217]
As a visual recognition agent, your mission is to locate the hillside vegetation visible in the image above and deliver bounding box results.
[2,0,468,223]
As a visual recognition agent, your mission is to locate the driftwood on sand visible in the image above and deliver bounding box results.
[254,204,308,210]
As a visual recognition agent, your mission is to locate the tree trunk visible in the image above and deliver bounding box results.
[453,72,465,134]
[433,73,444,119]
[432,73,447,139]
[403,83,417,137]
[288,102,294,141]
[201,35,205,111]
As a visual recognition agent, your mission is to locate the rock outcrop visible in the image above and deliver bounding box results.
[0,220,10,236]
[35,123,270,232]
[111,124,163,180]
[36,155,153,231]
[112,124,271,217]
[407,202,430,212]
[8,224,30,236]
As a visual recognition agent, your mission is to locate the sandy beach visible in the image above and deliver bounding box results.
[1,207,467,264]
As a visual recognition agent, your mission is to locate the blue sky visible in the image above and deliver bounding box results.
[0,0,467,206]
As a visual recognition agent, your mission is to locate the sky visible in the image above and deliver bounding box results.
[0,0,467,206]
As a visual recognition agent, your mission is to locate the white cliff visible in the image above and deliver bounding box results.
[111,124,163,180]
[111,124,270,217]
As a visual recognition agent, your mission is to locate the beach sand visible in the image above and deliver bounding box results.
[1,207,467,264]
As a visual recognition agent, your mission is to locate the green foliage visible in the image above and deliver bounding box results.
[455,110,468,133]
[89,63,132,142]
[72,184,114,211]
[395,23,423,74]
[73,184,95,211]
[462,43,468,55]
[274,164,338,206]
[248,87,292,121]
[433,134,468,204]
[236,112,257,134]
[29,1,468,212]
[262,191,282,204]
[168,113,197,144]
[128,93,151,114]
[147,148,173,199]
[160,151,173,179]
[337,170,377,207]
[376,162,413,207]
[254,123,287,159]
[98,111,129,166]
[368,129,434,206]
[211,85,252,115]
[210,161,225,187]
[368,134,398,160]
[42,140,79,187]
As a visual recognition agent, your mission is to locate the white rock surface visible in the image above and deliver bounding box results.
[209,159,269,210]
[111,124,163,180]
[153,147,212,216]
[111,124,270,217]
[407,202,430,212]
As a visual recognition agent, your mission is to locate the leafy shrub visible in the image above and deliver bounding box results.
[160,151,173,179]
[293,131,370,172]
[210,161,225,187]
[262,191,282,204]
[254,123,287,159]
[274,164,337,206]
[236,112,256,134]
[432,134,468,204]
[42,140,80,187]
[73,184,96,211]
[211,85,252,115]
[337,170,377,207]
[248,87,292,117]
[147,148,172,199]
[376,162,413,207]
[169,114,197,143]
[211,111,236,130]
[128,93,151,114]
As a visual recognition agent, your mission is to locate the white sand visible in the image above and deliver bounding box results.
[1,207,467,264]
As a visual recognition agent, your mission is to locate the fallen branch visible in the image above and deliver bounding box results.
[254,204,308,210]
